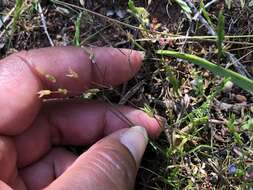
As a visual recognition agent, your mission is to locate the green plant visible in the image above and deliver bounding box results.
[227,114,243,145]
[73,12,82,46]
[199,0,213,27]
[174,0,192,19]
[128,0,150,27]
[192,75,205,96]
[9,0,24,47]
[217,11,225,61]
[165,65,180,96]
[241,117,253,130]
[140,103,155,117]
[156,50,253,94]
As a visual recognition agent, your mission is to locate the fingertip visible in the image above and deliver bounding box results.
[114,48,144,71]
[136,51,146,61]
[120,126,148,166]
[126,49,145,69]
[153,115,166,137]
[0,181,12,190]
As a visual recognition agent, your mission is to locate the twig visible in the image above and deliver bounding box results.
[208,119,227,125]
[119,81,144,105]
[214,99,253,113]
[0,7,15,40]
[37,3,54,46]
[102,96,134,127]
[207,158,235,189]
[0,7,14,29]
[180,22,193,52]
[0,19,12,39]
[226,52,253,78]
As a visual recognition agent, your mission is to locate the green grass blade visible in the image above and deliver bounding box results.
[128,0,149,27]
[128,0,138,15]
[156,50,253,94]
[174,0,192,14]
[73,12,82,47]
[200,0,213,27]
[8,0,23,47]
[217,11,225,59]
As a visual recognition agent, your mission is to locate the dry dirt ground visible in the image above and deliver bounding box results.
[1,0,253,189]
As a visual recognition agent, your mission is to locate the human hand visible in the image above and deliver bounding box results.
[0,47,163,190]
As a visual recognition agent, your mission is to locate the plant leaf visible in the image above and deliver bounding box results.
[156,50,253,94]
[128,0,149,26]
[174,0,192,14]
[217,11,225,59]
[73,12,82,47]
[200,0,213,27]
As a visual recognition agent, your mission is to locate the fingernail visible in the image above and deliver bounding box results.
[138,51,146,61]
[120,126,148,165]
[154,115,167,130]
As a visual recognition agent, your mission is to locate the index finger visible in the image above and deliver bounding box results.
[0,47,144,135]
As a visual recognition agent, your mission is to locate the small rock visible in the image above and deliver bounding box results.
[116,9,127,19]
[223,81,233,92]
[106,9,114,17]
[203,71,210,77]
[228,164,237,175]
[0,43,5,49]
[56,6,70,15]
[209,172,218,184]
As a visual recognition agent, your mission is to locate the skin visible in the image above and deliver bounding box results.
[0,47,163,190]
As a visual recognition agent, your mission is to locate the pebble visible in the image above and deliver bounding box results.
[209,172,218,184]
[223,81,233,92]
[106,9,127,19]
[106,10,114,17]
[116,9,127,19]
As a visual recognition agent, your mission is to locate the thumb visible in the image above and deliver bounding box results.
[0,181,12,190]
[45,126,148,190]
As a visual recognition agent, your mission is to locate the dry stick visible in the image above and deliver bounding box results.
[103,96,134,127]
[119,81,145,105]
[0,7,14,30]
[180,22,193,52]
[225,52,252,78]
[0,19,12,39]
[0,8,15,39]
[116,38,253,47]
[185,0,253,79]
[38,3,54,46]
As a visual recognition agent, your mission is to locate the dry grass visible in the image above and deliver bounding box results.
[1,0,253,189]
